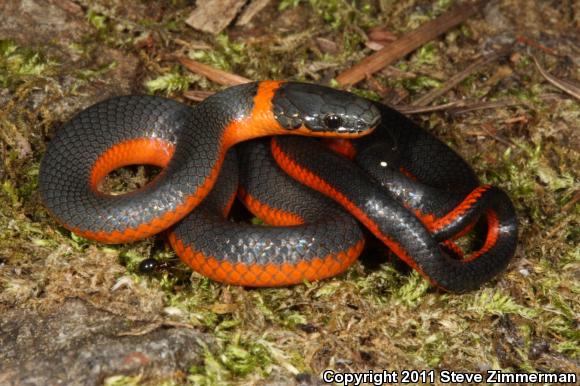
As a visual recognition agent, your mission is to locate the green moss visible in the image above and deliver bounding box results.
[403,75,442,93]
[342,31,367,58]
[1,180,19,208]
[77,61,118,81]
[188,34,248,73]
[102,375,143,386]
[307,0,378,30]
[395,272,430,308]
[221,340,272,376]
[1,1,578,384]
[0,162,40,208]
[187,333,273,383]
[435,0,455,10]
[415,42,439,65]
[145,68,196,94]
[87,9,108,31]
[0,40,58,88]
[467,289,538,319]
[515,55,532,70]
[348,87,381,101]
[278,0,301,11]
[188,344,227,385]
[354,265,402,301]
[64,232,94,252]
[407,12,433,29]
[418,332,447,367]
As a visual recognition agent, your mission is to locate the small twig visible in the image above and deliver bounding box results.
[380,66,417,79]
[382,88,410,106]
[399,94,566,115]
[366,75,389,97]
[532,55,580,100]
[183,90,216,102]
[449,99,524,115]
[48,0,83,15]
[411,47,510,106]
[396,100,466,114]
[503,116,528,125]
[179,57,252,86]
[516,35,559,57]
[236,0,271,26]
[480,122,513,147]
[561,190,580,213]
[396,99,524,115]
[174,39,213,50]
[335,0,486,87]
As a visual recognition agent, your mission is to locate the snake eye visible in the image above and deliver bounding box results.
[323,114,343,130]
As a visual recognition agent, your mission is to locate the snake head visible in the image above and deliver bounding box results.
[272,82,381,136]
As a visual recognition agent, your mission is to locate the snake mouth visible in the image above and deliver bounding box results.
[337,127,365,134]
[335,113,380,135]
[334,125,376,138]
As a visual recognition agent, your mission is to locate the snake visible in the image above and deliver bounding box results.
[39,80,518,292]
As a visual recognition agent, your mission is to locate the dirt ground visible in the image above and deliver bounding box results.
[0,0,578,385]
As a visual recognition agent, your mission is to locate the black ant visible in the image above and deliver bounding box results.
[138,257,174,273]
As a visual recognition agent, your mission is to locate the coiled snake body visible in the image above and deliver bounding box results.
[40,81,517,292]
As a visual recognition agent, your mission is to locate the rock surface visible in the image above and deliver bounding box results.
[0,300,211,386]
